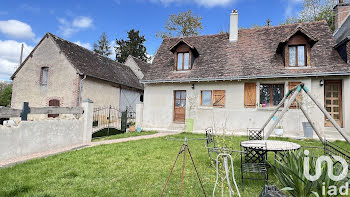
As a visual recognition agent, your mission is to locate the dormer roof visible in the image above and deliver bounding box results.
[168,38,199,57]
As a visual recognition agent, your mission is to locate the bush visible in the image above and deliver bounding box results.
[0,85,12,107]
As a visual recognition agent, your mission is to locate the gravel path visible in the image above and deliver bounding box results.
[0,132,178,168]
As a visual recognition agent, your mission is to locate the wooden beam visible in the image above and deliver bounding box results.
[0,107,21,118]
[264,84,302,140]
[30,107,84,115]
[302,86,350,144]
[296,100,325,144]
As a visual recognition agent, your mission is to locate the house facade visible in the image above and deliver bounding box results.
[141,7,350,140]
[11,33,143,119]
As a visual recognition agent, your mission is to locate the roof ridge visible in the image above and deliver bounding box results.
[163,20,328,41]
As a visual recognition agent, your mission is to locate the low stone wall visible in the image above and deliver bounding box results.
[0,101,93,163]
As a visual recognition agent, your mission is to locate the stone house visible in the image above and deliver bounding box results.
[141,6,350,140]
[11,33,145,118]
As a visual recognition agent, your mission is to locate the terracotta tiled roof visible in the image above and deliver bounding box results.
[50,33,143,90]
[144,21,350,82]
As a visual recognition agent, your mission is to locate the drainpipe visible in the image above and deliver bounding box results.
[78,75,87,106]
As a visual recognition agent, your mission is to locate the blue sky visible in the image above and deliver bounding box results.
[0,0,303,81]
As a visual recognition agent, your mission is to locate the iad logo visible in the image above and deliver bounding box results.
[303,150,349,196]
[303,150,348,182]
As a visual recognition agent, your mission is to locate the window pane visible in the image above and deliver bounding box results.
[298,46,305,66]
[41,67,48,85]
[176,91,181,99]
[202,91,211,106]
[181,100,186,107]
[272,85,284,106]
[260,85,270,107]
[181,91,186,99]
[289,46,296,66]
[175,100,181,107]
[183,53,189,70]
[177,53,183,70]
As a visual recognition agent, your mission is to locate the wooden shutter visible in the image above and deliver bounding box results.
[48,99,60,118]
[244,83,256,108]
[213,90,225,107]
[289,82,302,108]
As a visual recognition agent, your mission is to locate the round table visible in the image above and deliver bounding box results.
[240,140,301,152]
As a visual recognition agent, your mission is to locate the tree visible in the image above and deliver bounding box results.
[156,9,203,39]
[284,0,337,31]
[0,85,12,107]
[93,32,112,57]
[115,29,149,63]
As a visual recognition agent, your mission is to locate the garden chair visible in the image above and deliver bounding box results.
[240,142,268,191]
[205,127,218,163]
[247,128,264,140]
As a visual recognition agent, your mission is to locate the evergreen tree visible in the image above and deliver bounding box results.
[115,29,149,63]
[93,32,112,57]
[0,85,12,107]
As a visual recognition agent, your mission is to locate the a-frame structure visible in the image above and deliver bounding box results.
[260,83,350,144]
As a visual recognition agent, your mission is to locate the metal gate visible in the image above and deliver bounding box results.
[92,106,135,136]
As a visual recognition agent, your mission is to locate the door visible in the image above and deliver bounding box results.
[324,80,343,127]
[48,99,60,118]
[174,90,186,123]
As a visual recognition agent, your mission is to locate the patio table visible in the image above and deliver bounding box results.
[240,140,301,152]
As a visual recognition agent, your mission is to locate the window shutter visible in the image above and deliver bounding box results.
[213,90,225,107]
[289,82,302,108]
[244,83,256,108]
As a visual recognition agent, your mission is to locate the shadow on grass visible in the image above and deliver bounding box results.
[92,128,125,138]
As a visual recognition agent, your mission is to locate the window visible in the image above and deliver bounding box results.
[289,45,306,67]
[48,99,60,118]
[260,84,284,107]
[41,67,49,85]
[200,90,225,107]
[201,91,212,106]
[177,52,190,70]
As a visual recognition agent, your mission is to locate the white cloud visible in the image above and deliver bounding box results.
[148,0,236,7]
[0,20,35,40]
[0,40,34,80]
[58,16,93,37]
[72,16,93,28]
[74,41,92,50]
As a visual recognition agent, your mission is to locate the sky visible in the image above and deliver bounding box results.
[0,0,304,81]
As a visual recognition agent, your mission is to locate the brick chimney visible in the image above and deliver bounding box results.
[334,0,350,30]
[229,10,238,42]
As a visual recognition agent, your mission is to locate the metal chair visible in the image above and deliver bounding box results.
[240,142,268,191]
[205,128,218,163]
[247,128,264,140]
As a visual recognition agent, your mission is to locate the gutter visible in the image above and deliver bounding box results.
[141,71,350,84]
[78,75,87,106]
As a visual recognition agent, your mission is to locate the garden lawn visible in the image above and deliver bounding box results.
[0,133,348,197]
[92,131,158,142]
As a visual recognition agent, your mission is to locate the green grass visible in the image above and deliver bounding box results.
[0,133,348,197]
[92,131,158,142]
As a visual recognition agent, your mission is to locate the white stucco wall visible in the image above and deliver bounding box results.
[142,76,350,140]
[81,77,120,108]
[11,36,79,110]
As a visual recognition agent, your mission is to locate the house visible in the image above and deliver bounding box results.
[141,6,350,140]
[334,0,350,64]
[11,33,144,119]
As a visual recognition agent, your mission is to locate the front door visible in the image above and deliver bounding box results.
[174,90,186,123]
[324,80,343,127]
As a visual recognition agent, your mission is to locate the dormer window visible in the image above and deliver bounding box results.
[276,26,318,68]
[288,45,306,67]
[169,38,199,72]
[177,52,190,70]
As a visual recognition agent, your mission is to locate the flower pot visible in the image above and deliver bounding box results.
[274,128,284,136]
[129,125,136,132]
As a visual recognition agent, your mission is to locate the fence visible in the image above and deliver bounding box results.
[0,100,93,164]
